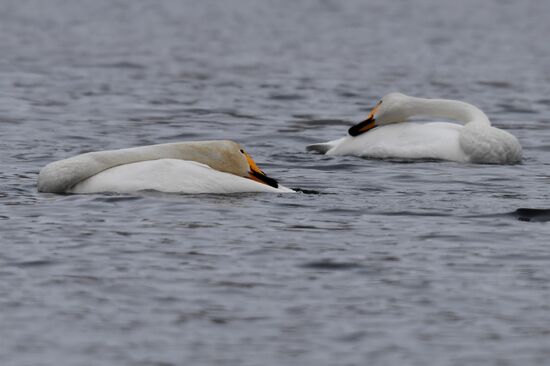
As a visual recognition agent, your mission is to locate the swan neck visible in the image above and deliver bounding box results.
[410,97,490,126]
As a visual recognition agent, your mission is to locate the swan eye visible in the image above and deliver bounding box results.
[240,149,245,154]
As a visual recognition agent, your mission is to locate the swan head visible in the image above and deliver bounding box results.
[240,148,279,188]
[205,141,279,188]
[348,92,412,136]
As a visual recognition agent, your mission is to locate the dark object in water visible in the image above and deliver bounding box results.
[291,188,321,194]
[512,208,550,222]
[300,260,363,270]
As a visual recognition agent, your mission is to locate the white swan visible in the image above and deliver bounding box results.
[38,140,294,194]
[307,93,522,164]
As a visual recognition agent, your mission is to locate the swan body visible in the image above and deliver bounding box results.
[307,93,522,164]
[38,140,293,194]
[69,159,291,194]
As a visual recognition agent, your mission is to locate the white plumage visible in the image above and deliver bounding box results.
[38,140,293,194]
[308,93,522,164]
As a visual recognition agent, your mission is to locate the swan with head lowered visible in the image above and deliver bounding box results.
[307,93,522,164]
[38,140,294,194]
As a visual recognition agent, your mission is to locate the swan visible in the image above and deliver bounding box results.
[37,140,294,194]
[307,93,522,164]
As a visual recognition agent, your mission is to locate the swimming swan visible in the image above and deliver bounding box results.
[307,93,522,164]
[37,140,294,194]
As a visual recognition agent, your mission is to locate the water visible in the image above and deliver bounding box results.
[1,0,550,365]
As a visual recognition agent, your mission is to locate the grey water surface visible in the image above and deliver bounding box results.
[1,0,550,365]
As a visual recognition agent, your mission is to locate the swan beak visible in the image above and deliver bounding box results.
[245,153,279,188]
[348,116,377,136]
[348,101,381,136]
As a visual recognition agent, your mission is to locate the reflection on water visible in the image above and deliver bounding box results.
[2,0,550,365]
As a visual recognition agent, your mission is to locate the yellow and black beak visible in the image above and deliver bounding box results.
[348,116,377,136]
[348,101,381,137]
[244,153,279,188]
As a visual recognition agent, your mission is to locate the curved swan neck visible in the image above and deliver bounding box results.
[407,97,490,126]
